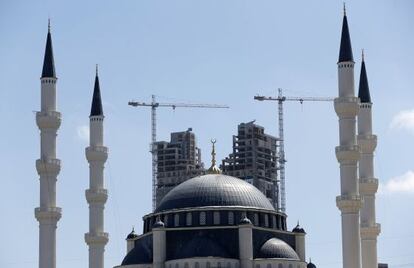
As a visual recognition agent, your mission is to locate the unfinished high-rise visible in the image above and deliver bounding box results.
[221,121,279,209]
[155,128,205,205]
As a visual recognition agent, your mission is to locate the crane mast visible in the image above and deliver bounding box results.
[255,89,333,213]
[129,95,229,211]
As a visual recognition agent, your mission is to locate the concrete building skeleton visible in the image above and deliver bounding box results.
[155,128,205,205]
[221,121,279,209]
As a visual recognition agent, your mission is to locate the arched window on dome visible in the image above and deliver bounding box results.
[186,212,192,226]
[206,262,211,268]
[175,263,179,268]
[217,262,222,268]
[266,264,271,268]
[264,214,269,227]
[278,264,283,268]
[174,214,180,227]
[184,263,189,268]
[200,211,206,225]
[195,263,200,268]
[288,264,293,268]
[228,211,234,225]
[163,214,169,227]
[213,211,220,225]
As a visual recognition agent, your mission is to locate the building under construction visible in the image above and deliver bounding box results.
[155,128,205,205]
[221,121,279,209]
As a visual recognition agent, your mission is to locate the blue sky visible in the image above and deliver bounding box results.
[1,1,413,267]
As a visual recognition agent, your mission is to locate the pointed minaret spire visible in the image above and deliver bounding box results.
[90,65,104,116]
[338,5,354,63]
[358,50,371,103]
[41,19,56,78]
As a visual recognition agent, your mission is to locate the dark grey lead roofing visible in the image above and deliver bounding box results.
[41,27,56,78]
[358,58,371,103]
[155,174,275,213]
[258,238,299,260]
[307,261,317,268]
[90,71,104,116]
[292,222,306,234]
[338,14,354,63]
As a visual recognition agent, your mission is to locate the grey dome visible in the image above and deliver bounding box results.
[155,174,275,213]
[257,238,300,260]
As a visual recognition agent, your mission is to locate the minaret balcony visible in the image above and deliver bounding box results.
[36,158,61,176]
[359,178,379,194]
[36,111,61,129]
[85,189,108,203]
[35,207,62,223]
[336,195,362,213]
[334,97,360,117]
[85,232,109,245]
[335,145,360,163]
[85,146,108,162]
[357,134,377,152]
[360,223,381,238]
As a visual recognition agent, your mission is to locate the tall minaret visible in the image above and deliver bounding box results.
[35,21,62,268]
[334,8,362,268]
[85,66,109,268]
[357,51,381,268]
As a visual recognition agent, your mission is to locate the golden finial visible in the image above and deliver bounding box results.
[207,139,221,174]
[343,2,346,16]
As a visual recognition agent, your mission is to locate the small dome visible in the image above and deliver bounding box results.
[152,220,165,228]
[239,216,252,225]
[292,222,306,234]
[155,174,275,213]
[307,260,316,268]
[126,228,138,240]
[257,238,300,260]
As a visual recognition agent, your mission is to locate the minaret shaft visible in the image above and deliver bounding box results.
[35,77,62,268]
[358,71,380,267]
[85,72,108,268]
[335,61,362,268]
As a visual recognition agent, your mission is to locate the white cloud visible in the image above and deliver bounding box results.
[390,109,414,133]
[76,125,89,143]
[379,170,414,194]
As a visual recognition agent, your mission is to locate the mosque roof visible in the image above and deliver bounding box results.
[338,12,354,63]
[358,52,371,103]
[41,21,56,78]
[90,66,104,116]
[257,238,300,260]
[155,174,275,213]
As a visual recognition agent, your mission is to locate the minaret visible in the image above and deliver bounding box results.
[85,66,109,268]
[35,20,62,268]
[357,51,381,268]
[334,7,363,268]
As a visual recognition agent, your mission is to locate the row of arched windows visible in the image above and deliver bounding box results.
[143,210,287,232]
[165,262,303,268]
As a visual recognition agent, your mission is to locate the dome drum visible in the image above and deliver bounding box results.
[142,208,287,233]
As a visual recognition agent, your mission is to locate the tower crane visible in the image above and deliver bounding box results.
[128,95,229,211]
[254,88,334,213]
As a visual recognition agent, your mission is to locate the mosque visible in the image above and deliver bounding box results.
[34,8,382,268]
